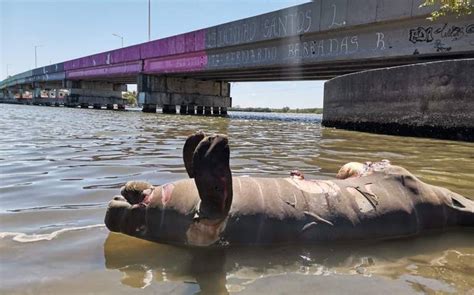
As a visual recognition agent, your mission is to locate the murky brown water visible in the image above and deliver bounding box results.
[0,104,473,294]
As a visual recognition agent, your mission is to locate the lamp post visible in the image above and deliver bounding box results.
[6,64,12,77]
[148,0,151,41]
[112,33,124,48]
[34,45,42,68]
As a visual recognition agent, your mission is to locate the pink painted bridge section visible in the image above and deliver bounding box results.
[64,29,207,80]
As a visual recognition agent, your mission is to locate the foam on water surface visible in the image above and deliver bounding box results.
[0,224,104,243]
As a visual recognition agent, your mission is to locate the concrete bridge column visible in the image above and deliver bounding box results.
[137,74,231,116]
[0,89,9,101]
[17,88,26,104]
[142,103,156,113]
[323,59,474,141]
[1,88,15,102]
[162,104,176,114]
[187,105,195,115]
[32,85,42,104]
[65,80,127,110]
[196,106,204,115]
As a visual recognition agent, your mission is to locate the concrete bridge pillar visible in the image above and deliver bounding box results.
[0,89,7,101]
[1,88,15,101]
[187,105,195,115]
[323,59,474,141]
[137,74,231,115]
[142,103,157,113]
[162,104,176,114]
[65,80,127,110]
[196,106,204,115]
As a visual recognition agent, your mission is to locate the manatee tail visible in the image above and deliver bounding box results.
[183,131,206,178]
[192,134,233,220]
[450,194,474,227]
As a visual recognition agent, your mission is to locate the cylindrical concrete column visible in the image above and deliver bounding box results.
[196,106,204,115]
[142,104,156,113]
[187,105,195,115]
[179,105,187,114]
[212,107,219,115]
[220,107,228,115]
[204,106,212,115]
[323,59,474,141]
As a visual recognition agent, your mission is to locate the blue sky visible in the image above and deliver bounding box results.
[0,0,324,108]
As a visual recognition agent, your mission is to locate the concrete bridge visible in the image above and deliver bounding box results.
[1,0,473,116]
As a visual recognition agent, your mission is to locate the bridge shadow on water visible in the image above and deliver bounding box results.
[103,229,474,294]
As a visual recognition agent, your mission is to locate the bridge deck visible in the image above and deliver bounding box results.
[1,0,473,88]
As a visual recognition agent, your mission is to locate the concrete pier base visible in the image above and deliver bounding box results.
[65,80,127,110]
[142,104,156,113]
[323,59,474,141]
[187,105,195,115]
[196,106,204,115]
[204,106,212,115]
[137,75,231,116]
[212,107,219,115]
[117,104,125,111]
[220,107,228,115]
[162,104,176,114]
[106,104,114,110]
[179,105,187,114]
[80,103,89,108]
[93,103,101,109]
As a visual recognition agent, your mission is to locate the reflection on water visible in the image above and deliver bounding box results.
[103,231,474,294]
[0,104,473,294]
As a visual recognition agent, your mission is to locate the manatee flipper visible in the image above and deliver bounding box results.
[192,134,233,220]
[183,131,206,178]
[120,181,153,205]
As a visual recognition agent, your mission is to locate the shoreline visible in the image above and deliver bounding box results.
[229,107,323,114]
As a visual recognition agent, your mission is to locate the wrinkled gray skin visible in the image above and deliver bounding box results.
[105,136,474,247]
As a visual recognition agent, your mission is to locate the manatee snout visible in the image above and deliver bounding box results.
[104,196,133,233]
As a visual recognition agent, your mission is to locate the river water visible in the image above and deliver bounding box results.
[0,104,473,294]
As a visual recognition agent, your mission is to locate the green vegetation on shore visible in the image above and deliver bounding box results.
[229,106,323,114]
[123,91,137,106]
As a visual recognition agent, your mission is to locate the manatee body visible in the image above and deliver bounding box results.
[105,165,474,247]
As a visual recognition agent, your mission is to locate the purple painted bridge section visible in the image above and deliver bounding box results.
[63,29,207,80]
